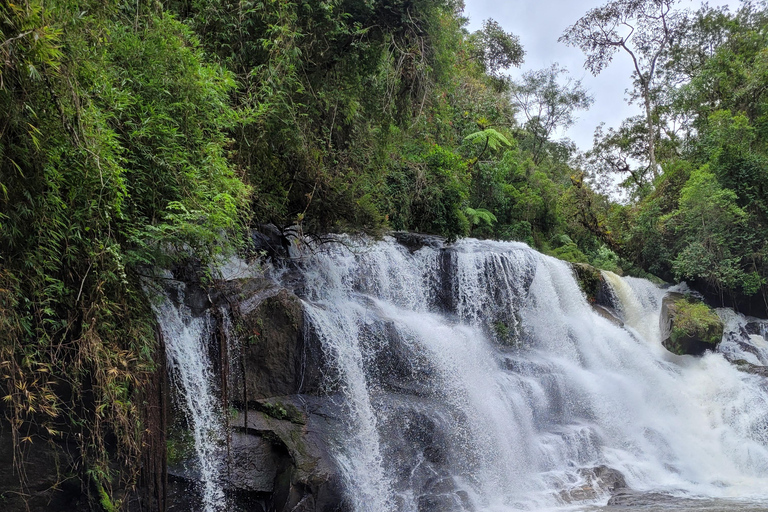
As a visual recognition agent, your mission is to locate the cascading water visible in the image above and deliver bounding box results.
[149,277,226,512]
[297,236,768,511]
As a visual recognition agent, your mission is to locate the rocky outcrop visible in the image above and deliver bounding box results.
[226,396,348,512]
[0,429,85,512]
[159,266,345,512]
[559,465,627,503]
[660,293,724,356]
[234,288,325,400]
[571,263,615,308]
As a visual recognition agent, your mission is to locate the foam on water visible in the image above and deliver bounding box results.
[297,237,768,511]
[150,278,226,512]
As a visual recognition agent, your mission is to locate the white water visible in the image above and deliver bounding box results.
[298,237,768,511]
[150,279,225,512]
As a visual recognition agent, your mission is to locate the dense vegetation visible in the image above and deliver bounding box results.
[1,0,767,507]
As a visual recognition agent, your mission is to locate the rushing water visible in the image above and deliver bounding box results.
[298,237,768,511]
[150,277,226,512]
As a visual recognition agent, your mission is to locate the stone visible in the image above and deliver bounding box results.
[559,465,627,503]
[0,429,84,512]
[660,293,724,356]
[235,290,326,400]
[392,232,445,252]
[592,304,624,327]
[229,396,349,512]
[571,263,614,308]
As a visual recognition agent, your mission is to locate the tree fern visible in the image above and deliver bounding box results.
[464,207,498,227]
[465,128,512,151]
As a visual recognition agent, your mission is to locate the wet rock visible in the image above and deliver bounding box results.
[660,293,724,356]
[571,263,614,308]
[252,224,292,260]
[235,289,326,399]
[360,319,437,395]
[592,304,624,327]
[607,489,683,506]
[558,465,627,503]
[393,232,445,252]
[437,247,458,314]
[583,465,627,491]
[745,320,768,339]
[230,396,349,512]
[731,359,768,378]
[227,432,290,493]
[0,429,84,512]
[417,492,465,512]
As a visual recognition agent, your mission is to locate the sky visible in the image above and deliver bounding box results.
[462,0,744,153]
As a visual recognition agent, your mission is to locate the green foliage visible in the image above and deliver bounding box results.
[511,64,593,164]
[591,245,621,273]
[470,19,525,77]
[20,0,768,502]
[464,207,497,227]
[465,128,512,152]
[551,243,590,264]
[0,1,249,507]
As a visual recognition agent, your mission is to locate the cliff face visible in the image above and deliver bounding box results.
[160,262,349,512]
[0,257,346,512]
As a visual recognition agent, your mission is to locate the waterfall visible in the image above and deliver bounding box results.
[298,237,768,511]
[150,277,226,512]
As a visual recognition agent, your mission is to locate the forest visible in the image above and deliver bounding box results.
[1,0,768,508]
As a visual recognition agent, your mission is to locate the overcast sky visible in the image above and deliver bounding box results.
[462,0,744,153]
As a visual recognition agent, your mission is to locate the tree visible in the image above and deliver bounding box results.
[587,118,652,198]
[560,0,685,177]
[510,64,593,164]
[471,19,525,77]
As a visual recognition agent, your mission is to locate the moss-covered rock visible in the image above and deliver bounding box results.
[571,262,617,307]
[572,263,603,303]
[660,293,724,355]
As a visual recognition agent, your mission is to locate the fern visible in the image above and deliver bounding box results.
[464,207,498,227]
[464,128,512,151]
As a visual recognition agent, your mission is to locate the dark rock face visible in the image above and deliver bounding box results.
[0,429,85,512]
[359,319,438,396]
[592,304,624,327]
[571,263,615,308]
[376,397,474,512]
[160,269,345,512]
[660,293,724,356]
[223,397,349,512]
[392,232,445,253]
[731,360,768,378]
[237,289,312,400]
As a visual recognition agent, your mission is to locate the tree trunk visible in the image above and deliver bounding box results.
[643,85,658,179]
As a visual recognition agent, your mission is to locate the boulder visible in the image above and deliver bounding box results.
[592,304,624,327]
[392,232,445,253]
[558,465,627,503]
[730,359,768,378]
[571,263,614,308]
[660,293,724,356]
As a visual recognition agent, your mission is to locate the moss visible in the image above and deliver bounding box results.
[259,400,305,425]
[492,317,522,346]
[663,296,724,355]
[98,484,118,512]
[668,298,723,346]
[166,428,194,467]
[571,263,603,303]
[494,321,510,340]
